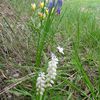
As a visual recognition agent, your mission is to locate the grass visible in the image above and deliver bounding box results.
[0,0,100,99]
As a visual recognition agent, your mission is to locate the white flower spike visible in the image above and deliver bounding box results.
[57,46,64,54]
[51,52,59,63]
[36,72,46,95]
[36,53,58,94]
[46,53,58,88]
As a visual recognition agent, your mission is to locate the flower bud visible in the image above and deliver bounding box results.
[38,12,46,19]
[39,2,44,8]
[46,9,49,15]
[31,3,36,11]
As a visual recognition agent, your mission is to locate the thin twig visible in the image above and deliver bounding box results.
[0,72,35,95]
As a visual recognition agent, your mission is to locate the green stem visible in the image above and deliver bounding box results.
[40,95,42,100]
[35,13,53,67]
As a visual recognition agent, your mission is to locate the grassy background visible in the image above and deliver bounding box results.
[0,0,100,99]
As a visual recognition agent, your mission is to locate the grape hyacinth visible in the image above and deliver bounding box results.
[47,0,63,14]
[46,53,58,87]
[36,53,59,95]
[51,52,59,64]
[36,72,46,95]
[56,0,63,14]
[48,0,54,10]
[57,0,63,8]
[56,7,61,14]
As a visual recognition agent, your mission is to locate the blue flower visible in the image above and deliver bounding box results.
[56,0,62,14]
[48,0,54,9]
[57,0,62,8]
[47,0,63,14]
[56,7,61,14]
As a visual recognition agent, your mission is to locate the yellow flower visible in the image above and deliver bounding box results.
[39,2,44,8]
[45,9,49,15]
[31,3,36,11]
[38,12,43,17]
[38,12,46,19]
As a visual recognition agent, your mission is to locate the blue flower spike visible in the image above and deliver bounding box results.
[48,0,54,10]
[57,0,63,8]
[56,0,63,14]
[57,7,61,14]
[47,0,63,14]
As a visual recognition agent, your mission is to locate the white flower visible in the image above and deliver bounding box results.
[36,72,46,95]
[46,53,58,87]
[51,52,59,63]
[57,46,64,54]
